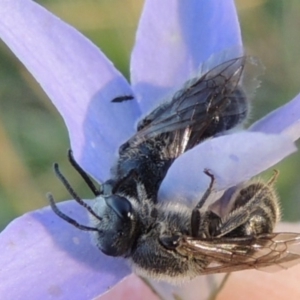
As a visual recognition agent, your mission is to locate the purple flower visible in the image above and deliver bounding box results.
[0,0,300,299]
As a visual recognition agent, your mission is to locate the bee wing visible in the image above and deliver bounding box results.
[178,232,300,275]
[129,57,248,151]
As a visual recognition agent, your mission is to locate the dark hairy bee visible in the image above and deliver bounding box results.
[49,53,251,240]
[50,55,251,208]
[104,55,250,200]
[49,167,300,281]
[47,54,300,280]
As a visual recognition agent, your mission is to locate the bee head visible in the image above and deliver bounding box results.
[90,194,137,257]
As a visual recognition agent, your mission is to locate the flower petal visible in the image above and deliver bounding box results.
[131,0,241,114]
[0,0,140,182]
[0,201,131,299]
[158,132,296,203]
[250,93,300,142]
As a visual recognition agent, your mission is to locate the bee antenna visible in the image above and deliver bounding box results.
[68,149,101,196]
[53,163,102,222]
[47,193,101,232]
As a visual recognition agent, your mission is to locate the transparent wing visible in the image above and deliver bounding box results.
[178,232,300,275]
[129,57,249,151]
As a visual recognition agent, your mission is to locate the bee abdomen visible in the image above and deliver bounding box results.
[225,181,280,237]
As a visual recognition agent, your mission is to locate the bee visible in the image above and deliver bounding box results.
[49,167,300,281]
[49,53,294,278]
[54,54,251,207]
[109,56,249,201]
[110,55,249,200]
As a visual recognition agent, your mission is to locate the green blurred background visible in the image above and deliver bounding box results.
[0,0,300,231]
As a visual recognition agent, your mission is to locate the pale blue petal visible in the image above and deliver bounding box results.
[159,132,296,204]
[131,0,241,114]
[250,93,300,142]
[0,0,140,182]
[0,201,131,299]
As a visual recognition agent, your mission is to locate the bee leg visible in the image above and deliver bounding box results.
[195,169,215,209]
[213,207,250,237]
[267,169,279,186]
[191,169,216,237]
[202,210,222,238]
[191,209,201,237]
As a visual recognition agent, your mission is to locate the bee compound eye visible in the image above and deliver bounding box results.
[159,235,181,250]
[105,195,133,220]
